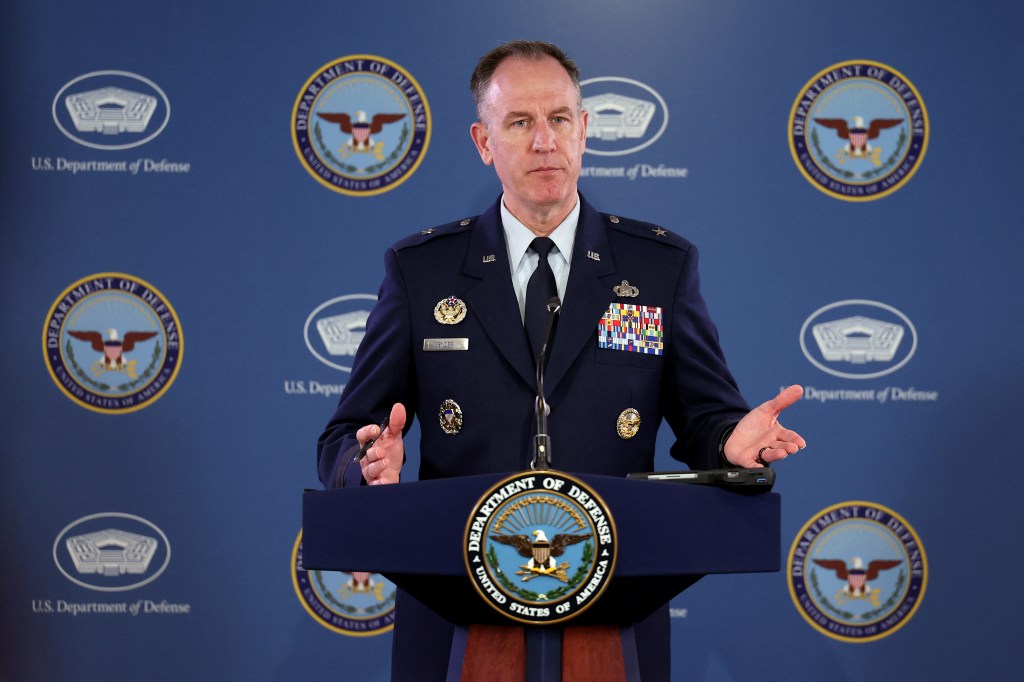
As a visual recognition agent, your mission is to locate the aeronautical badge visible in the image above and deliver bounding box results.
[464,470,617,624]
[598,303,664,355]
[787,501,927,642]
[439,399,463,435]
[616,408,641,439]
[434,296,467,325]
[789,61,928,201]
[612,280,639,297]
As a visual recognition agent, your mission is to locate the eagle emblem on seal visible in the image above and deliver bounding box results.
[490,529,592,583]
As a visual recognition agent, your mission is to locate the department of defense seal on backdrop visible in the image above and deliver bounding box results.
[292,55,430,196]
[464,471,617,624]
[43,273,183,413]
[788,501,927,642]
[291,531,396,636]
[789,61,928,201]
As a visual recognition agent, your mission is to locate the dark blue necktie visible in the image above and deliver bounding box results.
[525,237,557,362]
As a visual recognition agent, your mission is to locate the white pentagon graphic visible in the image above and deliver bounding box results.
[812,315,905,364]
[65,87,157,134]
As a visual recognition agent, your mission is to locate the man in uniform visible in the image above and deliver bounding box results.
[318,40,806,680]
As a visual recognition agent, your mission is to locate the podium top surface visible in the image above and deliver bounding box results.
[302,471,780,578]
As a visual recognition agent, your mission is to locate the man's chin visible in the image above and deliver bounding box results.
[526,183,576,208]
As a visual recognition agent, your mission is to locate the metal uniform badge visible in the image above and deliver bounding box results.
[616,408,641,439]
[439,399,463,435]
[434,296,467,325]
[612,280,639,297]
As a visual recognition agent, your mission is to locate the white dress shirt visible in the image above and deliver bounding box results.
[500,195,579,321]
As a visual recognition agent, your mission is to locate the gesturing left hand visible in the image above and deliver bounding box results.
[723,385,807,468]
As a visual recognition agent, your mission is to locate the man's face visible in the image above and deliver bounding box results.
[470,56,588,228]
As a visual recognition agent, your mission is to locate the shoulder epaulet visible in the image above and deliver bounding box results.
[601,213,692,250]
[393,215,478,252]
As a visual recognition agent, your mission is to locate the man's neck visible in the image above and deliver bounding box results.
[503,196,578,237]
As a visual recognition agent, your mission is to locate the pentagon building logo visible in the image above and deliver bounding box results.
[800,300,917,379]
[66,87,156,134]
[317,311,368,357]
[66,528,158,576]
[812,316,904,364]
[54,513,171,592]
[53,71,171,150]
[585,93,656,141]
[304,294,376,372]
[581,77,668,156]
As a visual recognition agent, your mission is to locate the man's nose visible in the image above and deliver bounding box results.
[532,121,556,151]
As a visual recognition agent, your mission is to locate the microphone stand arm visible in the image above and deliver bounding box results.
[531,299,560,471]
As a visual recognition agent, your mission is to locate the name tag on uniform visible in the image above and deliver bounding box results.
[423,338,469,352]
[598,303,664,355]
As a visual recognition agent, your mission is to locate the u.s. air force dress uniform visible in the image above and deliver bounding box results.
[317,194,750,679]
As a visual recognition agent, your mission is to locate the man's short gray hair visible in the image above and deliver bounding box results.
[469,40,582,124]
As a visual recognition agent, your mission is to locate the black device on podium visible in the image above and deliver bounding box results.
[302,472,780,681]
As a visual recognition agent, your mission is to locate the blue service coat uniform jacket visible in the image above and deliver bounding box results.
[316,195,751,679]
[319,195,749,485]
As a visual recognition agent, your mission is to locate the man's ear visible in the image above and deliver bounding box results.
[470,121,494,166]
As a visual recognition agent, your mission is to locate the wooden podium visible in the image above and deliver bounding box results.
[302,473,780,681]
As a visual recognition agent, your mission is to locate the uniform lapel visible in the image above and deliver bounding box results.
[461,200,537,389]
[544,197,621,394]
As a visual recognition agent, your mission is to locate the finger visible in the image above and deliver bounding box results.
[359,450,375,476]
[772,428,807,450]
[770,440,803,456]
[388,402,407,434]
[755,443,797,466]
[356,422,381,448]
[364,452,385,479]
[768,385,804,414]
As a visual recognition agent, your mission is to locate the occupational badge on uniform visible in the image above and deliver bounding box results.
[616,408,641,439]
[434,296,467,325]
[612,280,639,297]
[598,303,664,355]
[439,399,463,435]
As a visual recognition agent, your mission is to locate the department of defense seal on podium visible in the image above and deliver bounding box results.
[464,471,617,624]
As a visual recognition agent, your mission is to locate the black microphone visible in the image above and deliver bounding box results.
[531,296,560,470]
